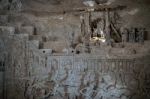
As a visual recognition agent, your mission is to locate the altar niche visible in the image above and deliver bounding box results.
[80,5,125,46]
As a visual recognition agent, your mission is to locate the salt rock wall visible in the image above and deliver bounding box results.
[20,0,150,39]
[0,72,4,98]
[109,0,150,39]
[1,30,150,99]
[6,51,150,99]
[0,24,150,99]
[1,0,150,99]
[23,55,150,99]
[7,14,82,51]
[0,0,22,11]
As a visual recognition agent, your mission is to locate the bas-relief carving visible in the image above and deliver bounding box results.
[1,32,145,99]
[2,33,150,99]
[22,56,147,99]
[6,54,150,99]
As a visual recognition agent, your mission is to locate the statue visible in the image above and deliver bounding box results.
[129,28,136,43]
[9,0,22,11]
[138,28,145,44]
[120,27,128,45]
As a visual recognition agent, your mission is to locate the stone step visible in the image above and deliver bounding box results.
[14,34,29,41]
[40,49,53,55]
[17,26,35,35]
[29,40,40,48]
[29,35,43,41]
[0,26,15,35]
[43,41,68,53]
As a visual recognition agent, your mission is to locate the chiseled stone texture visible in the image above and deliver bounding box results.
[19,55,150,99]
[0,26,15,35]
[0,27,150,99]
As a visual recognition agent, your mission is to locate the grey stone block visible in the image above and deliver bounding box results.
[29,40,40,48]
[0,26,15,35]
[0,15,8,24]
[29,35,42,41]
[40,49,52,55]
[19,26,34,35]
[15,34,29,40]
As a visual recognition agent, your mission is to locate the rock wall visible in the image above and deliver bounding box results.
[3,35,150,99]
[0,72,4,98]
[0,0,150,99]
[24,55,150,99]
[5,54,150,99]
[0,0,22,11]
[8,0,149,39]
[0,26,150,99]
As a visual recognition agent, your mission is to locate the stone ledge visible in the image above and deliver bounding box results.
[0,26,15,35]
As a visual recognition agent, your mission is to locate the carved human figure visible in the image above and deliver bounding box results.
[138,28,145,44]
[65,70,81,98]
[68,32,75,48]
[9,0,22,11]
[82,34,91,53]
[50,59,59,81]
[81,83,95,99]
[97,19,105,37]
[129,28,136,43]
[24,79,36,99]
[120,27,128,44]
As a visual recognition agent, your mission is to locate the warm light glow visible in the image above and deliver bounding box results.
[90,30,106,42]
[100,30,104,36]
[91,36,106,42]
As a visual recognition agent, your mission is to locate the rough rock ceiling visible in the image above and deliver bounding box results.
[18,0,150,29]
[32,0,63,5]
[21,0,150,12]
[24,0,84,12]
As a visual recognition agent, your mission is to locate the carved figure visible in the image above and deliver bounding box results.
[138,28,145,44]
[129,28,136,43]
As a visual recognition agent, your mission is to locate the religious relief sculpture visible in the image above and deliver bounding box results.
[68,32,75,48]
[120,27,146,44]
[136,28,145,44]
[0,1,150,98]
[128,27,136,43]
[90,17,106,46]
[120,27,129,45]
[9,0,22,11]
[80,6,126,48]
